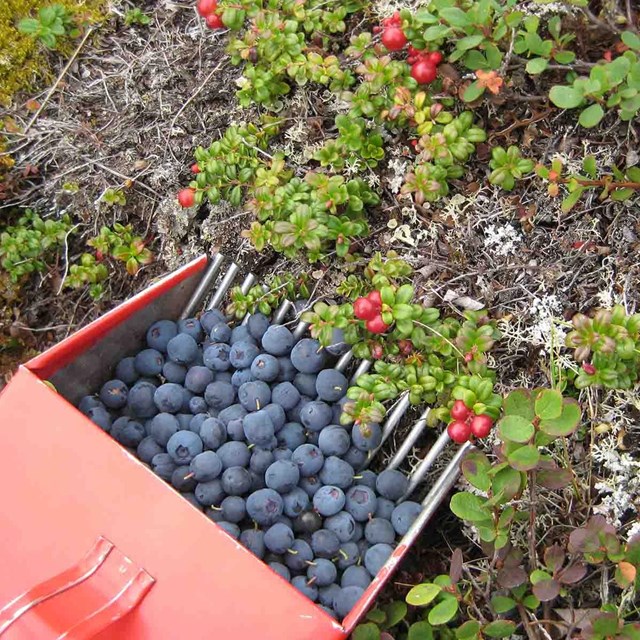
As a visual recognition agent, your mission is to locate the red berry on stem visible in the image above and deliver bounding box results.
[373,25,381,34]
[205,13,224,29]
[371,343,384,360]
[447,420,471,444]
[411,60,437,84]
[366,315,389,334]
[197,0,217,17]
[582,362,596,375]
[427,51,443,65]
[470,414,493,439]
[191,163,200,173]
[381,27,407,52]
[367,290,382,310]
[450,400,470,422]
[408,45,423,57]
[178,188,196,208]
[354,297,377,321]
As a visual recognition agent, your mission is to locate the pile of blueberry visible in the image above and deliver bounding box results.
[78,309,422,621]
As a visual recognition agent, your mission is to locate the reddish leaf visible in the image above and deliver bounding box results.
[559,563,587,585]
[544,544,565,573]
[537,468,573,489]
[497,565,527,588]
[532,578,560,602]
[449,548,463,583]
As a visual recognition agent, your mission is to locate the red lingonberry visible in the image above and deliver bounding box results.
[366,315,389,334]
[178,188,196,208]
[381,27,407,52]
[470,415,493,439]
[447,420,471,444]
[450,400,470,422]
[354,297,377,321]
[367,290,382,310]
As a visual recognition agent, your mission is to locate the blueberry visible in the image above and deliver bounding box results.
[243,410,275,447]
[300,401,333,432]
[217,521,241,539]
[271,382,300,411]
[318,425,351,457]
[250,448,275,474]
[249,470,266,491]
[276,422,305,450]
[375,498,395,520]
[199,417,227,450]
[265,459,300,494]
[250,354,280,382]
[167,333,199,365]
[311,528,340,559]
[217,441,251,469]
[152,453,176,481]
[78,395,103,415]
[189,396,208,414]
[180,387,193,413]
[246,488,284,526]
[183,492,204,512]
[226,418,245,441]
[325,328,349,356]
[177,317,203,342]
[355,470,377,491]
[292,444,324,477]
[365,518,395,545]
[221,465,252,495]
[315,369,348,402]
[284,539,313,572]
[307,558,337,587]
[341,566,371,590]
[218,404,247,425]
[352,524,365,544]
[238,380,271,412]
[215,371,233,384]
[154,383,185,413]
[336,541,360,569]
[184,366,214,394]
[219,495,246,523]
[146,319,178,352]
[204,381,236,410]
[286,395,311,423]
[276,357,297,382]
[273,447,292,461]
[111,416,145,447]
[299,475,321,498]
[318,583,341,608]
[319,456,354,490]
[364,543,393,578]
[134,348,164,376]
[313,486,346,517]
[230,325,256,345]
[87,406,112,432]
[203,343,231,371]
[344,446,368,472]
[200,308,226,334]
[137,436,164,463]
[229,341,261,370]
[189,413,210,435]
[163,361,187,384]
[282,487,310,517]
[263,403,286,431]
[291,575,318,602]
[269,562,291,581]
[290,338,326,374]
[231,368,255,388]
[293,373,317,397]
[352,422,382,452]
[189,450,222,481]
[376,469,409,501]
[261,325,295,356]
[210,322,232,344]
[172,465,196,492]
[176,413,192,430]
[391,501,422,536]
[345,485,377,522]
[240,528,265,558]
[115,357,139,385]
[149,413,179,446]
[324,511,356,543]
[333,586,364,619]
[167,430,204,464]
[247,313,270,340]
[195,478,225,506]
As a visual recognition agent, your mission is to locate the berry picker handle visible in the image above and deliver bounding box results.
[0,536,154,639]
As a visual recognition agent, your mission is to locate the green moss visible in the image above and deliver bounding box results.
[0,0,108,107]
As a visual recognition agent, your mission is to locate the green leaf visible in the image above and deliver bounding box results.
[592,613,621,636]
[507,445,540,471]
[549,85,584,109]
[461,451,491,492]
[491,595,517,613]
[17,18,40,34]
[439,7,471,27]
[406,583,442,606]
[427,597,459,626]
[526,58,548,75]
[450,492,492,523]
[457,34,485,50]
[483,620,517,638]
[497,415,535,443]
[611,188,634,201]
[408,621,434,640]
[366,609,387,625]
[462,81,485,103]
[353,623,381,640]
[622,30,640,51]
[578,103,605,128]
[491,466,523,501]
[582,155,597,178]
[539,399,581,436]
[383,601,407,627]
[534,389,563,420]
[561,187,585,213]
[456,620,481,639]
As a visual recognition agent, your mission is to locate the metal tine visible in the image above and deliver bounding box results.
[386,407,431,471]
[400,429,452,503]
[293,322,309,341]
[180,253,225,319]
[335,350,353,372]
[206,262,240,310]
[350,359,371,385]
[363,392,411,469]
[272,300,293,325]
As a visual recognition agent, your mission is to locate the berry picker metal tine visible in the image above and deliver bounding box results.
[363,392,411,469]
[179,253,225,319]
[335,350,353,373]
[386,407,431,471]
[350,359,371,385]
[272,300,293,325]
[206,262,240,310]
[399,428,452,503]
